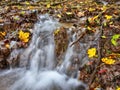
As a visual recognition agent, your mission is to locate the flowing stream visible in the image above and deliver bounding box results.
[0,15,91,90]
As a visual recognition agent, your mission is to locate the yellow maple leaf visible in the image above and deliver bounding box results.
[101,57,115,65]
[18,30,30,43]
[105,15,112,20]
[87,48,96,58]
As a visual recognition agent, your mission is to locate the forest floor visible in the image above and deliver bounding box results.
[0,0,120,90]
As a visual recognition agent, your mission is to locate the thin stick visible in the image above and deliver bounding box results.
[70,31,86,47]
[88,25,103,87]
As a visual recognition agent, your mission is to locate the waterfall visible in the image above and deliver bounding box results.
[4,14,87,90]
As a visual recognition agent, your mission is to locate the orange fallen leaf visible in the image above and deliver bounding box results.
[101,57,115,65]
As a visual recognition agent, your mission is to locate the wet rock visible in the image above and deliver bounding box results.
[0,40,11,69]
[0,55,8,69]
[0,47,10,69]
[7,49,21,68]
[0,69,23,90]
[54,27,68,57]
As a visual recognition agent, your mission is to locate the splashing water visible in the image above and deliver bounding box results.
[0,14,87,90]
[11,14,86,90]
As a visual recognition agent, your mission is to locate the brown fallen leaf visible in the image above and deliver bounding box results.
[77,12,84,17]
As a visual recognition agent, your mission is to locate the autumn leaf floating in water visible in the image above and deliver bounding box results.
[87,48,96,58]
[18,30,30,43]
[101,57,115,65]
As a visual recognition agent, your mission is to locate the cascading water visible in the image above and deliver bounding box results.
[0,14,87,90]
[0,15,89,90]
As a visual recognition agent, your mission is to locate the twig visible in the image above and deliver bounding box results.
[88,12,104,87]
[51,0,67,6]
[70,30,86,47]
[6,2,40,6]
[2,0,68,7]
[88,24,103,87]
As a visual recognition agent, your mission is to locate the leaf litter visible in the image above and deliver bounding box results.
[0,0,120,89]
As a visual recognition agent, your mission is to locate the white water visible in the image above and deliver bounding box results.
[0,14,87,90]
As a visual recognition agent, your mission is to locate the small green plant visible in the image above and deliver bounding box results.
[111,34,120,46]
